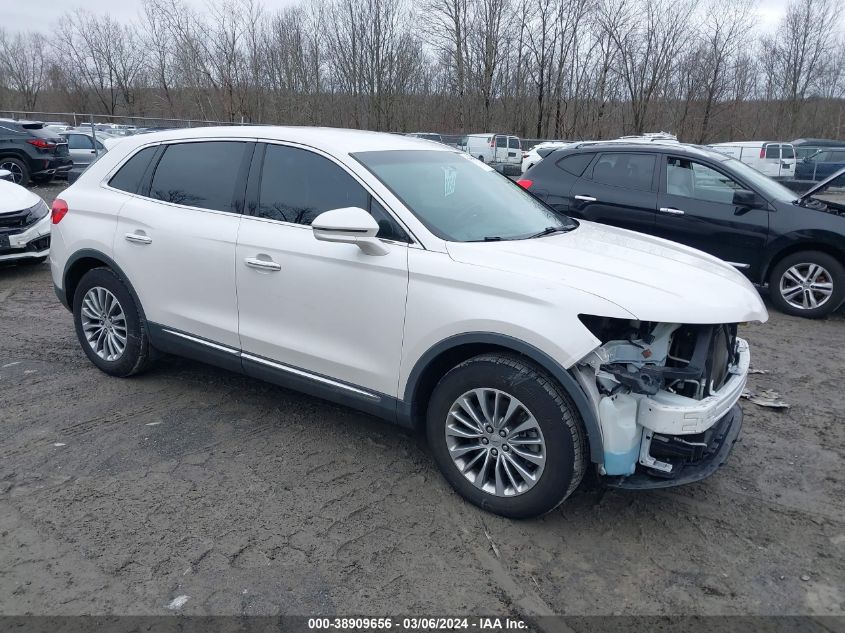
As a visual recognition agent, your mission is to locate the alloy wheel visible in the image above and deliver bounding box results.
[444,388,546,497]
[779,263,834,310]
[80,286,128,361]
[0,160,24,185]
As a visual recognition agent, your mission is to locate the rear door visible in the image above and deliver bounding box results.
[654,155,769,273]
[493,135,508,163]
[65,133,98,166]
[566,151,659,234]
[507,137,522,165]
[113,139,253,349]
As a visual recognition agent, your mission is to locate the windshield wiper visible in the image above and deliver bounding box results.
[529,225,574,238]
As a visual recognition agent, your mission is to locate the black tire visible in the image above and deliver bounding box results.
[426,353,586,519]
[477,155,485,163]
[20,256,47,265]
[0,157,30,186]
[72,267,153,377]
[769,251,845,318]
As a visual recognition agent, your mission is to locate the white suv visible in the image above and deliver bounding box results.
[50,127,767,518]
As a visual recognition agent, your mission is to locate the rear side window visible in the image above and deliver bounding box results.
[258,144,368,226]
[556,153,593,177]
[67,134,94,150]
[150,141,247,212]
[764,144,780,159]
[108,146,157,194]
[590,153,655,191]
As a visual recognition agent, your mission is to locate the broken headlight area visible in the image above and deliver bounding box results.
[574,316,749,480]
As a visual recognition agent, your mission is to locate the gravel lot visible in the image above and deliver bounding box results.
[1,183,843,617]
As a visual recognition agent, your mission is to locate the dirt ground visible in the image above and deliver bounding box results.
[0,183,843,617]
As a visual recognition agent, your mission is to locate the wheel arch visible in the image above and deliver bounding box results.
[61,249,144,318]
[762,239,845,284]
[401,332,604,464]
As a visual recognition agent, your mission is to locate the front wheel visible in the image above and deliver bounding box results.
[73,267,153,376]
[769,251,844,318]
[426,354,586,518]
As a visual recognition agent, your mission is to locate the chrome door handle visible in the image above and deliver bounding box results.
[124,233,152,244]
[659,207,685,215]
[244,257,281,272]
[574,195,596,202]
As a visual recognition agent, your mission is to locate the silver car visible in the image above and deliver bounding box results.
[61,130,108,168]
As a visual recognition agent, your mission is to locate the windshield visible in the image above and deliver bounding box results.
[353,150,574,242]
[721,157,797,202]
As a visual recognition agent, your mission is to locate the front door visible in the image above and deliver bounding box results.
[567,151,658,234]
[654,155,769,274]
[235,143,410,398]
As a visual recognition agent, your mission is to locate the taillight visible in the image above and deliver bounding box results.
[28,139,57,150]
[516,179,533,189]
[52,198,68,224]
[760,147,765,159]
[490,137,495,147]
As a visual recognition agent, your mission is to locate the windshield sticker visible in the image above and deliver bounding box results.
[443,166,457,196]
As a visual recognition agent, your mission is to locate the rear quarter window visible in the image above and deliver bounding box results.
[556,153,594,177]
[108,146,158,194]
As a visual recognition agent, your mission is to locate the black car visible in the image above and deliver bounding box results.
[0,119,73,186]
[519,143,845,318]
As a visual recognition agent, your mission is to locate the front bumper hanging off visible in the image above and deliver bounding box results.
[605,403,743,490]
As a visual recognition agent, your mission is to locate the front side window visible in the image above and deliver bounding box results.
[354,150,573,242]
[590,153,655,191]
[258,144,368,226]
[149,141,247,212]
[109,146,158,194]
[666,157,742,204]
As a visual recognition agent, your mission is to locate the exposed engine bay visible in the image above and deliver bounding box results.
[574,316,749,479]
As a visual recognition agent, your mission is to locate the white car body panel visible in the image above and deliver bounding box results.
[236,215,410,396]
[0,178,41,212]
[114,196,242,348]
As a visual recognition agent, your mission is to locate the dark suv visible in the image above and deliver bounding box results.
[0,119,73,186]
[519,143,845,318]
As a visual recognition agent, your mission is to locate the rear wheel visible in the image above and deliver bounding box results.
[426,354,586,518]
[0,157,29,186]
[73,268,153,377]
[769,251,844,318]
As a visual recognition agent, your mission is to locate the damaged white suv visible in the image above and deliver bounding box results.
[50,127,768,518]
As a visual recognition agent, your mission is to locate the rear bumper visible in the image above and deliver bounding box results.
[31,157,73,177]
[605,403,743,490]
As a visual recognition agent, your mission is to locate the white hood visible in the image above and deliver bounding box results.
[446,220,769,324]
[0,178,41,214]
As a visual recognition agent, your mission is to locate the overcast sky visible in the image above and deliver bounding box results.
[4,0,793,33]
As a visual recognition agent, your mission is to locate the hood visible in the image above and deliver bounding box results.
[0,178,41,214]
[446,220,768,324]
[799,166,845,201]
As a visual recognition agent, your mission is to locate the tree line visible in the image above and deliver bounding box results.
[0,0,843,142]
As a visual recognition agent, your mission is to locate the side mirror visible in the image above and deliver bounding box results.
[312,207,389,256]
[0,169,12,181]
[733,189,764,209]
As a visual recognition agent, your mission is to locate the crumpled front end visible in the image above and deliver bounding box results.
[573,317,750,487]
